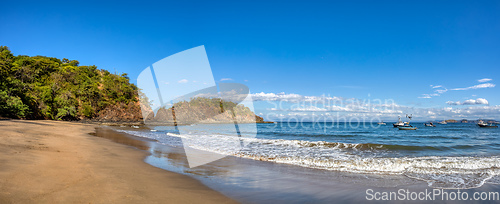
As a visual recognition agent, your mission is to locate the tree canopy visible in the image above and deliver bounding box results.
[0,46,140,120]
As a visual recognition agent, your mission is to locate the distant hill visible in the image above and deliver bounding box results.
[0,46,141,121]
[145,97,264,125]
[437,119,499,124]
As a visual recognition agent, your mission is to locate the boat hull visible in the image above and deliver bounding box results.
[478,124,498,128]
[398,127,417,130]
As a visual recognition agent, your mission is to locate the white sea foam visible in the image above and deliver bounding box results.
[116,129,500,189]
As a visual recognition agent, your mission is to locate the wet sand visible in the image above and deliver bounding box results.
[105,127,500,203]
[0,119,236,203]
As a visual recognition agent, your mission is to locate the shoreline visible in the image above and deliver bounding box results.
[5,119,499,203]
[0,119,236,203]
[110,125,500,203]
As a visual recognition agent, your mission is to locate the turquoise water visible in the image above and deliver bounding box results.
[117,122,500,189]
[257,122,500,157]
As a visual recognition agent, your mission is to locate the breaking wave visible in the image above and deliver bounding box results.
[117,129,500,189]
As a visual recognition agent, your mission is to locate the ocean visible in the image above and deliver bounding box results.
[110,122,500,202]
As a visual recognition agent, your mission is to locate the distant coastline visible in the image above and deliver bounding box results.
[431,119,499,124]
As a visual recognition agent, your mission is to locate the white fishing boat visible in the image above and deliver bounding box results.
[478,120,498,128]
[438,121,447,124]
[478,120,486,126]
[377,121,386,125]
[393,116,405,127]
[398,114,417,130]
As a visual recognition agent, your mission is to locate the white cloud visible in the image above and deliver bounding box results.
[446,98,489,106]
[474,98,489,105]
[436,105,500,118]
[325,105,352,112]
[435,88,448,94]
[263,102,500,121]
[220,78,233,81]
[178,79,188,83]
[421,82,495,99]
[291,106,327,112]
[478,78,492,83]
[446,101,461,105]
[420,86,447,99]
[252,92,304,102]
[255,92,499,121]
[251,92,342,102]
[451,83,496,91]
[260,93,400,114]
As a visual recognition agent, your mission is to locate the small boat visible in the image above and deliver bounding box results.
[438,121,447,124]
[398,114,417,130]
[131,125,140,129]
[478,120,498,128]
[398,126,417,130]
[377,121,386,125]
[393,116,405,127]
[478,124,498,128]
[424,122,436,127]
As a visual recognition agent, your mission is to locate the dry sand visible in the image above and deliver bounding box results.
[0,119,236,204]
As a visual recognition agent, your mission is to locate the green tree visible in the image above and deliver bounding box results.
[0,46,140,120]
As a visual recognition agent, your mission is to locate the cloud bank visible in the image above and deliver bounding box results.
[420,80,495,99]
[254,92,499,121]
[446,98,489,106]
[251,92,342,102]
[450,83,495,91]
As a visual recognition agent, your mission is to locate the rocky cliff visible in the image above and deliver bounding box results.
[144,97,264,125]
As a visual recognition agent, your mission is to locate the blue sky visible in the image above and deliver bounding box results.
[1,0,499,121]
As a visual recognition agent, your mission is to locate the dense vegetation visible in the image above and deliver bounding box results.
[0,46,140,120]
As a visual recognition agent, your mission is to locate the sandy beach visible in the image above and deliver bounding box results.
[0,119,236,204]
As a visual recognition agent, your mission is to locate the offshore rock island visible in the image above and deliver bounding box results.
[144,97,265,125]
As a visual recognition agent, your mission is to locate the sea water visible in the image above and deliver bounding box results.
[116,122,500,190]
